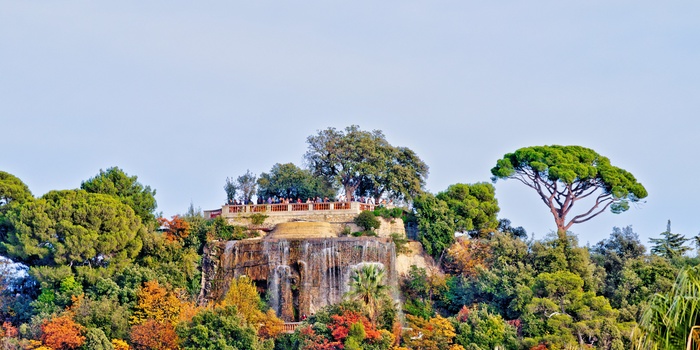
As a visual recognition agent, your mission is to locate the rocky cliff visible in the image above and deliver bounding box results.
[199,236,397,321]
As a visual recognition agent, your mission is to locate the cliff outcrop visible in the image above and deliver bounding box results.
[199,234,397,321]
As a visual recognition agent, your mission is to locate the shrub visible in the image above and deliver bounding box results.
[354,211,380,232]
[250,213,268,226]
[352,231,377,237]
[373,207,403,219]
[390,233,411,254]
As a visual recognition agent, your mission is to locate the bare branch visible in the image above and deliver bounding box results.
[565,194,615,228]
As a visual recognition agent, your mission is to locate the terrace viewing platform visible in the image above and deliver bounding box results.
[204,201,377,220]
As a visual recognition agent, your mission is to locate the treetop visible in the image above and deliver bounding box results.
[492,145,647,204]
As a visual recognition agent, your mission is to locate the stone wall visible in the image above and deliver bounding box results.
[226,213,406,238]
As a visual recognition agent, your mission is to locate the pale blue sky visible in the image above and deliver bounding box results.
[2,1,699,246]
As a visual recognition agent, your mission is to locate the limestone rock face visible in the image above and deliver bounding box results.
[199,236,397,321]
[268,222,336,239]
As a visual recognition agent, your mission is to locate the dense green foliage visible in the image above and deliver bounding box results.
[176,305,269,350]
[436,183,499,237]
[1,189,145,269]
[257,163,335,201]
[491,145,648,237]
[0,171,32,208]
[354,211,381,232]
[412,192,455,258]
[305,125,428,201]
[4,138,699,350]
[81,167,157,225]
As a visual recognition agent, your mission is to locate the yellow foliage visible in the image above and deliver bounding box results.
[403,314,458,350]
[220,276,261,323]
[112,339,130,350]
[379,329,396,347]
[130,280,182,326]
[220,276,284,339]
[259,308,284,339]
[22,339,43,349]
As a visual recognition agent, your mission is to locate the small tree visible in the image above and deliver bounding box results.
[236,169,257,204]
[41,315,86,350]
[345,265,389,324]
[224,177,237,203]
[354,211,380,232]
[220,276,283,339]
[130,319,178,350]
[649,220,690,260]
[130,280,181,326]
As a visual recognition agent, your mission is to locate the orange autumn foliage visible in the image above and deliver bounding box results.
[329,310,381,342]
[158,215,190,242]
[298,325,342,350]
[130,280,181,326]
[41,315,85,350]
[446,237,491,277]
[129,319,178,350]
[177,299,203,324]
[1,321,18,338]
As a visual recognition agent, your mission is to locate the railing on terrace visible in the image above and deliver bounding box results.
[283,322,302,333]
[223,201,375,215]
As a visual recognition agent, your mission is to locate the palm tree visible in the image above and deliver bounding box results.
[346,264,389,324]
[638,265,700,349]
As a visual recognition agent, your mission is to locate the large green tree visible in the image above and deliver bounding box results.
[591,226,647,301]
[305,125,428,201]
[358,146,429,202]
[81,167,157,225]
[256,163,334,200]
[436,182,500,237]
[491,145,647,239]
[0,189,145,269]
[412,193,455,259]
